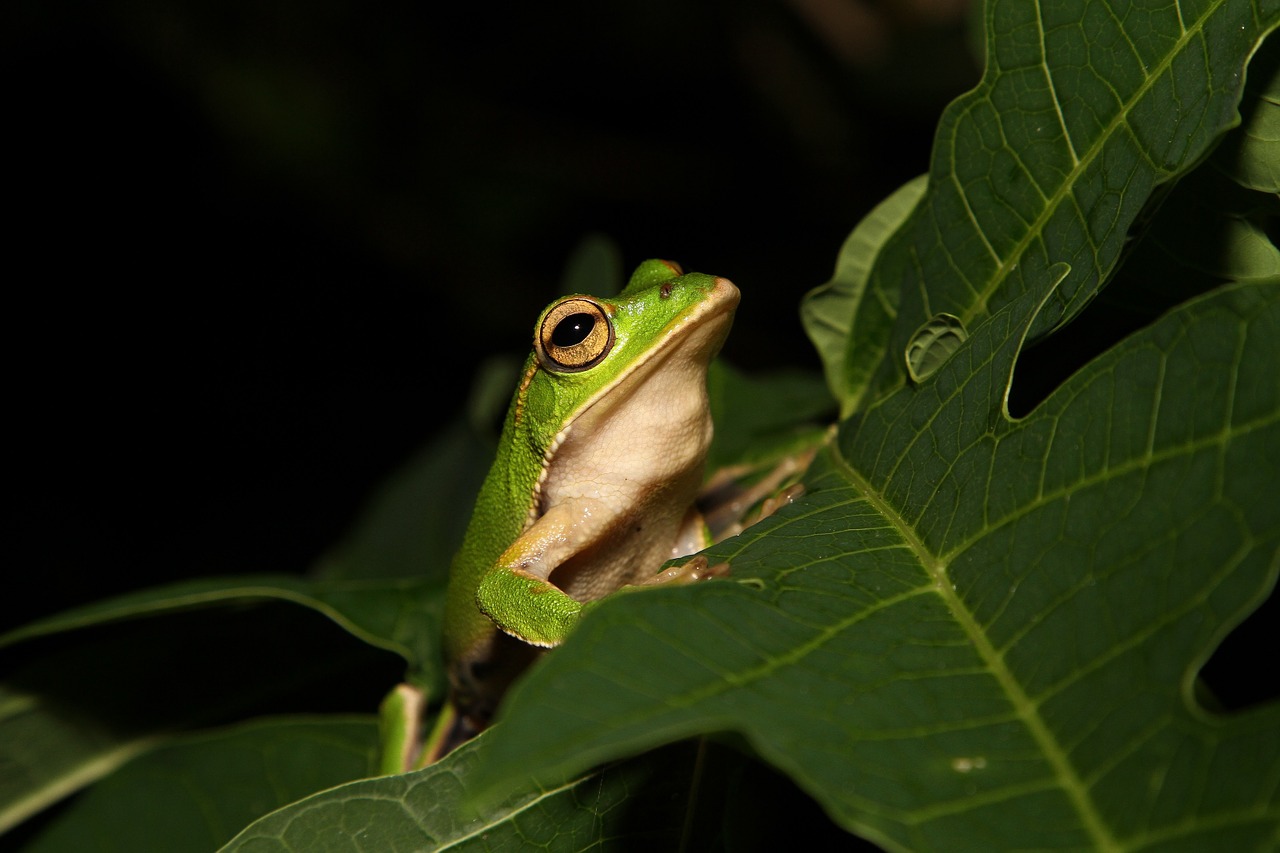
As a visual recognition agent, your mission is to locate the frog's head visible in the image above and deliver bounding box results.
[520,259,739,435]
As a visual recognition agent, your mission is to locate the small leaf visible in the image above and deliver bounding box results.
[560,232,624,296]
[1219,33,1280,193]
[705,361,832,472]
[801,175,927,414]
[0,684,160,834]
[904,312,968,383]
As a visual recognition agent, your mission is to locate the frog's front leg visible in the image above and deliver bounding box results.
[476,566,582,648]
[474,502,598,648]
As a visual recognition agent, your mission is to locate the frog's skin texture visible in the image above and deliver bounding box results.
[439,260,739,747]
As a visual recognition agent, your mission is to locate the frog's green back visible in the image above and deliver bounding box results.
[442,352,546,663]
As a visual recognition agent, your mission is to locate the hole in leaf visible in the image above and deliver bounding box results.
[1198,581,1279,712]
[1009,38,1278,418]
[1006,192,1271,417]
[1007,289,1156,418]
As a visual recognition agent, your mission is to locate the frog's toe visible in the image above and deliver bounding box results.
[641,555,730,587]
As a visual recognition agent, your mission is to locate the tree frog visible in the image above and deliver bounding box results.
[432,259,739,757]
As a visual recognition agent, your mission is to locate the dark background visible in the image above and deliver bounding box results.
[6,0,978,629]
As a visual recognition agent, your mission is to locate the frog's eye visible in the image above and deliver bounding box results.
[537,298,614,372]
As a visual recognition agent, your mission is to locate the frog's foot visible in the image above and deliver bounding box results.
[640,555,731,587]
[416,701,460,768]
[701,445,818,539]
[715,481,807,540]
[379,683,428,773]
[755,482,806,522]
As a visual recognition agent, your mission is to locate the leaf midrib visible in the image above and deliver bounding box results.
[831,440,1122,850]
[955,0,1228,329]
[434,772,596,852]
[0,736,164,833]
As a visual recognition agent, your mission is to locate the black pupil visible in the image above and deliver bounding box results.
[552,313,595,348]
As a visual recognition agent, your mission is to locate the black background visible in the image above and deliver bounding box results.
[7,0,976,626]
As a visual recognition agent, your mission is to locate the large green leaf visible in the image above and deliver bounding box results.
[449,1,1280,849]
[472,275,1278,849]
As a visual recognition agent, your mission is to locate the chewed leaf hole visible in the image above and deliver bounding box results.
[1197,582,1279,712]
[1007,298,1144,418]
[905,312,967,383]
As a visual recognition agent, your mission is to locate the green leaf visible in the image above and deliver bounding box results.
[22,717,380,852]
[1129,160,1280,290]
[219,737,710,852]
[560,232,624,296]
[801,174,928,415]
[1219,33,1280,193]
[1,576,444,678]
[846,0,1280,412]
[0,577,441,832]
[705,361,832,472]
[903,312,969,383]
[0,684,161,835]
